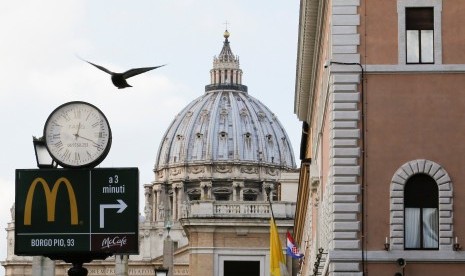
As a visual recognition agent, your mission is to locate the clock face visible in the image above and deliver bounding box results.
[44,101,112,168]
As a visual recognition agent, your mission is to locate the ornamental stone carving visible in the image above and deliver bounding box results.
[189,166,205,174]
[241,166,258,174]
[240,108,248,117]
[220,108,229,116]
[257,111,266,121]
[266,167,279,176]
[170,168,182,176]
[200,109,210,118]
[216,165,232,173]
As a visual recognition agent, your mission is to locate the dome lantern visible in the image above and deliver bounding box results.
[209,30,245,90]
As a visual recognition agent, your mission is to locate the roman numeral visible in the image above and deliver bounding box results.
[61,113,71,121]
[52,121,62,127]
[93,144,104,151]
[74,109,81,119]
[86,112,92,121]
[63,149,71,161]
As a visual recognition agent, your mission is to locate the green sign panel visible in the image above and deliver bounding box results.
[15,168,139,255]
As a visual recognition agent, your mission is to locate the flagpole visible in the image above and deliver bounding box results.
[267,185,290,276]
[266,186,275,220]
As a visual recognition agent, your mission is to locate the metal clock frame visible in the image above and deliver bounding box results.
[43,101,112,169]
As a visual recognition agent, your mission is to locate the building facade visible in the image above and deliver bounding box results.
[3,31,299,276]
[294,0,465,275]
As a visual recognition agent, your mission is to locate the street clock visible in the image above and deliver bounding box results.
[43,101,112,168]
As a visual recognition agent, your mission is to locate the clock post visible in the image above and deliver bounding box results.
[16,101,139,276]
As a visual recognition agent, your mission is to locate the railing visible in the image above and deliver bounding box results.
[186,201,295,219]
[204,84,248,92]
[214,202,271,215]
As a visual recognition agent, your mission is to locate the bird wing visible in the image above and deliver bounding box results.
[122,64,166,79]
[83,60,114,75]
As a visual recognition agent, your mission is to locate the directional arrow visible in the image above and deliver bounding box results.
[99,199,128,228]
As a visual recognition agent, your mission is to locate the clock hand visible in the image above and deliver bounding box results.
[74,123,81,140]
[76,134,104,150]
[75,134,94,143]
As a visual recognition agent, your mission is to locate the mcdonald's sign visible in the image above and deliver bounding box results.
[24,177,78,225]
[15,168,139,255]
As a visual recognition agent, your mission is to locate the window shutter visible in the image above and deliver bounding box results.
[406,7,434,30]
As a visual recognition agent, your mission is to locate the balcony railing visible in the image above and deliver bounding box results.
[185,201,295,219]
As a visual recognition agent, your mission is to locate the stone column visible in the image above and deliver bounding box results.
[174,182,184,220]
[239,182,245,201]
[158,184,169,222]
[163,236,174,276]
[32,256,55,276]
[233,181,244,201]
[200,183,205,200]
[115,255,128,276]
[144,185,152,223]
[263,182,274,201]
[232,182,238,201]
[152,186,159,222]
[155,187,162,222]
[200,181,212,200]
[172,186,178,221]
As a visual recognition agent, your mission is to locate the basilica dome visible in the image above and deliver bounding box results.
[153,31,295,195]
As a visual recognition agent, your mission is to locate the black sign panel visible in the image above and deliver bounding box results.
[15,168,139,255]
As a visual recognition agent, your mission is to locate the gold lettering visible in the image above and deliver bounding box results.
[24,177,78,225]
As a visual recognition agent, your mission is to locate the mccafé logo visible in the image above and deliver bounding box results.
[24,177,78,225]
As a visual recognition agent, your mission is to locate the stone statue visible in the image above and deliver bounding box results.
[181,201,189,218]
[144,206,152,223]
[10,203,15,221]
[158,203,165,221]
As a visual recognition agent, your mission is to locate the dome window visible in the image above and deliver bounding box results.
[243,188,258,201]
[215,194,230,201]
[189,194,200,201]
[245,132,251,139]
[196,133,203,139]
[176,134,184,140]
[213,187,232,201]
[219,131,228,138]
[187,188,201,201]
[240,108,248,117]
[266,134,273,141]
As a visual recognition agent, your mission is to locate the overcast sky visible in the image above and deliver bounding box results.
[0,1,300,273]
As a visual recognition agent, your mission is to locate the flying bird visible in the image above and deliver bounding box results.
[82,59,166,89]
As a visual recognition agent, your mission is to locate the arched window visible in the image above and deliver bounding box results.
[390,159,453,251]
[404,174,439,249]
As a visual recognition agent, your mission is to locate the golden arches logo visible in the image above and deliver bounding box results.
[24,177,78,225]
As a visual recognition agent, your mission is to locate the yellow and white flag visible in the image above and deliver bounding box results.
[270,218,289,276]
